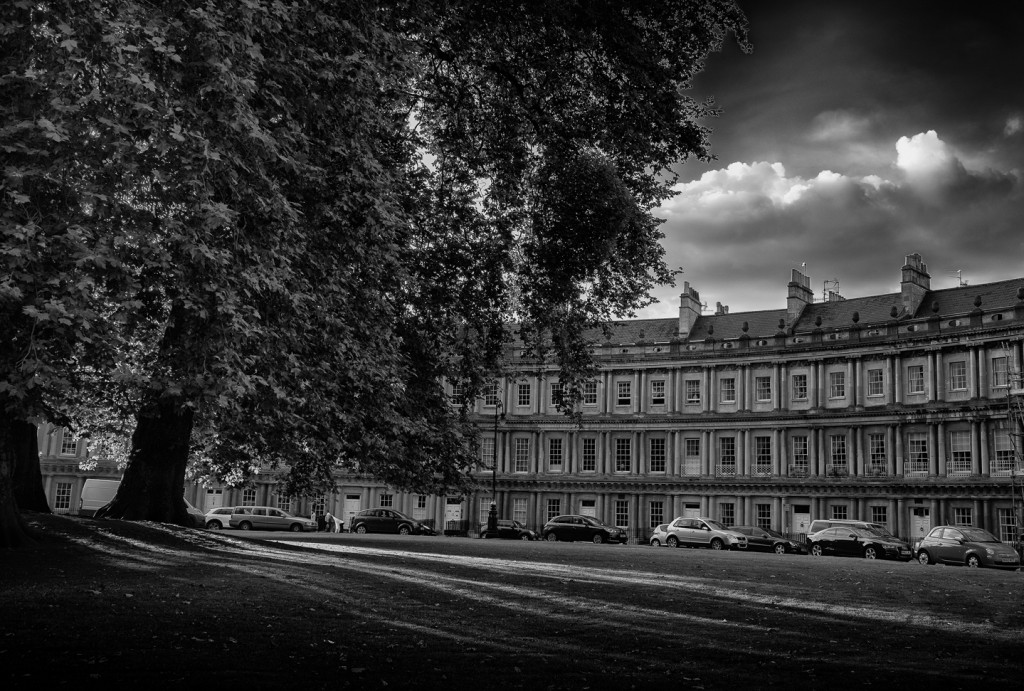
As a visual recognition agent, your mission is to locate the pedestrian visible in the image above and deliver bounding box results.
[335,515,343,533]
[325,512,336,533]
[310,510,317,531]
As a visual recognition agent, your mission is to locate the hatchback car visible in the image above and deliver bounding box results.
[482,519,537,540]
[229,506,317,532]
[915,526,1021,570]
[204,507,235,529]
[732,526,805,554]
[649,524,670,546]
[349,508,435,535]
[807,526,913,561]
[541,515,628,544]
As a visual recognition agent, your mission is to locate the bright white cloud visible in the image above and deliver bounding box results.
[895,130,959,190]
[1005,115,1022,136]
[640,131,1023,319]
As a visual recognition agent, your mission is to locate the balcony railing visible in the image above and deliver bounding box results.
[826,464,849,477]
[716,464,737,477]
[752,465,773,478]
[788,464,809,477]
[865,465,888,477]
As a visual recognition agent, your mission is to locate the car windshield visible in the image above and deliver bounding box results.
[866,525,895,538]
[850,527,878,538]
[704,520,728,531]
[586,518,612,527]
[763,528,784,538]
[959,528,999,543]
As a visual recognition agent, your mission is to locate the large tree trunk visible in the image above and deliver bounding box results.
[12,419,50,513]
[96,397,194,526]
[0,411,36,548]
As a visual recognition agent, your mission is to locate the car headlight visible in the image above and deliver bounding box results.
[985,548,995,555]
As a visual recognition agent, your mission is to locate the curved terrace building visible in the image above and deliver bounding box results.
[462,253,1024,544]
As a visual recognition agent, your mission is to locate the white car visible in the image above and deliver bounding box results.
[204,507,234,529]
[649,524,671,546]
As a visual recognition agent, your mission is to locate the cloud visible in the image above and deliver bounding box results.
[1005,115,1022,137]
[642,131,1023,318]
[808,110,873,142]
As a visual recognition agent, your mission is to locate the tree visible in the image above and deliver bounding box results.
[0,0,748,544]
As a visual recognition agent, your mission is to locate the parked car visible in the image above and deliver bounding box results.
[229,506,317,532]
[807,526,913,561]
[665,517,747,550]
[541,515,629,544]
[732,526,805,554]
[915,526,1021,570]
[184,498,206,528]
[807,519,895,539]
[649,524,670,547]
[481,519,537,540]
[349,508,435,535]
[204,507,234,529]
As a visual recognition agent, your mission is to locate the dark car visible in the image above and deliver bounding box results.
[807,526,913,561]
[541,515,628,544]
[349,508,434,536]
[482,519,538,540]
[916,526,1021,570]
[732,525,805,554]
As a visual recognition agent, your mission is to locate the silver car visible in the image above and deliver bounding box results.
[665,517,748,550]
[229,506,317,532]
[916,526,1021,570]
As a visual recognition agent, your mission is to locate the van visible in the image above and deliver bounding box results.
[79,479,206,527]
[78,479,121,517]
[807,519,894,539]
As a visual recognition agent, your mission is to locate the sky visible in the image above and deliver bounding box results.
[638,0,1024,319]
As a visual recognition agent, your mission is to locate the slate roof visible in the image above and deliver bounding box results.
[581,276,1024,345]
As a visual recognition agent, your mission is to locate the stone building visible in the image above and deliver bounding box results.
[36,253,1024,543]
[459,253,1024,544]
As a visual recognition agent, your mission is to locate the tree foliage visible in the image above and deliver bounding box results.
[0,0,748,537]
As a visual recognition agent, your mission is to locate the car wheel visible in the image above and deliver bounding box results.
[520,534,531,541]
[773,543,787,555]
[918,551,932,565]
[592,534,605,545]
[546,533,558,542]
[206,521,221,530]
[355,524,367,534]
[239,521,252,531]
[651,538,661,547]
[710,538,724,550]
[863,546,878,559]
[667,535,679,548]
[810,544,823,557]
[966,554,981,568]
[290,523,302,532]
[398,525,411,536]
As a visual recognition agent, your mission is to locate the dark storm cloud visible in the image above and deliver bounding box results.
[639,1,1024,318]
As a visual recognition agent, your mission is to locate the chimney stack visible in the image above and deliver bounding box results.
[788,268,813,323]
[715,302,729,316]
[678,282,702,339]
[901,253,930,316]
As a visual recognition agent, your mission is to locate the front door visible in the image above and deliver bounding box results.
[205,489,223,510]
[683,504,700,519]
[579,500,597,518]
[911,508,931,547]
[791,504,810,539]
[343,495,361,530]
[445,497,462,532]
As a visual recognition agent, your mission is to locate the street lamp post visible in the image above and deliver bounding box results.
[486,402,503,538]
